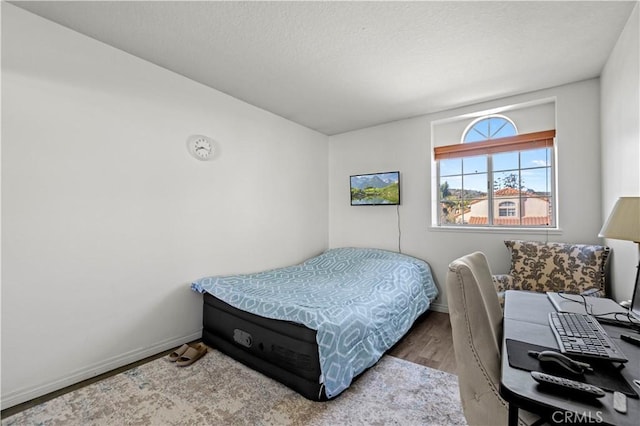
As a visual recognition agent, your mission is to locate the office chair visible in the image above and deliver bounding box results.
[447,252,544,426]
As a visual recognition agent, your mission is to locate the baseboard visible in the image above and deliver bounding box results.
[429,301,449,313]
[1,330,202,410]
[3,303,449,409]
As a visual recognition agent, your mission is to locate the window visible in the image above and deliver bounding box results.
[498,201,516,217]
[463,115,516,142]
[435,115,555,228]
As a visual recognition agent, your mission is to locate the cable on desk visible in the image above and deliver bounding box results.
[556,291,640,330]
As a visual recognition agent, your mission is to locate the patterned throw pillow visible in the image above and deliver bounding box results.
[504,240,610,296]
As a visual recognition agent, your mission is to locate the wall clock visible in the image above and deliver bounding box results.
[186,135,215,161]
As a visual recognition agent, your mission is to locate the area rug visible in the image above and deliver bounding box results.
[2,347,467,425]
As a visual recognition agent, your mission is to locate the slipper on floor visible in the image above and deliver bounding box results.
[176,343,207,367]
[166,343,190,362]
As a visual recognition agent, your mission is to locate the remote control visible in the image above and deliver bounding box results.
[620,333,640,347]
[530,371,605,398]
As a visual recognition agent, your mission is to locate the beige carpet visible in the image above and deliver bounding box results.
[2,346,467,425]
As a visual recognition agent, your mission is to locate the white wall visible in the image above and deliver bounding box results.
[3,1,637,412]
[329,79,603,312]
[601,4,640,302]
[1,4,328,408]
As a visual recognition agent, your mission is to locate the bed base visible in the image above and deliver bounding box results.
[202,293,327,401]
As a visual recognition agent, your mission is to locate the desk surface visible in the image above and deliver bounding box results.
[500,290,640,426]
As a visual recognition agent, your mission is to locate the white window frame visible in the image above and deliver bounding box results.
[499,201,517,217]
[434,117,556,229]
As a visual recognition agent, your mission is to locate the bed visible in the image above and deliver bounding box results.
[191,247,438,400]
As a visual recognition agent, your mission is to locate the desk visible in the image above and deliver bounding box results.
[500,290,640,426]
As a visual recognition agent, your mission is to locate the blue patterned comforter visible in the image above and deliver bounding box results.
[191,247,438,398]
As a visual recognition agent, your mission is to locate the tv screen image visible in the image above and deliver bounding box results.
[350,171,400,206]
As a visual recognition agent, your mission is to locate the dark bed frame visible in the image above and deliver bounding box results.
[201,292,327,401]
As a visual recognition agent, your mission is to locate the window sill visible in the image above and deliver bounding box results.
[428,225,563,235]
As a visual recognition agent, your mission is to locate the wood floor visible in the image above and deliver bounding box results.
[389,310,457,374]
[1,310,456,418]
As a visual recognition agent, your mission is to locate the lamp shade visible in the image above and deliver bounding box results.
[599,197,640,242]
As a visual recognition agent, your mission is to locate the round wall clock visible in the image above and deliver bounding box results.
[186,135,215,161]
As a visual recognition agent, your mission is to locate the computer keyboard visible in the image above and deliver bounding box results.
[549,311,628,363]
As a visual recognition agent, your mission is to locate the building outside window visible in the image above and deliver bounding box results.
[435,114,556,228]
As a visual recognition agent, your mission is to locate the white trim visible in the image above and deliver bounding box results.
[430,97,558,228]
[428,225,563,236]
[1,331,202,410]
[429,302,449,313]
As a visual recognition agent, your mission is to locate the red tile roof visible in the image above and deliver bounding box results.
[467,216,550,225]
[493,188,522,196]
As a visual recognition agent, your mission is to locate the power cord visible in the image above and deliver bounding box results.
[556,291,640,330]
[396,204,402,253]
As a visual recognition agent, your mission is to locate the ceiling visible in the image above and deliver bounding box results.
[10,1,637,135]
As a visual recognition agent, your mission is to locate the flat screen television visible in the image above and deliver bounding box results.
[350,171,400,206]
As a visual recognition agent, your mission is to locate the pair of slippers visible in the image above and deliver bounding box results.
[167,343,207,367]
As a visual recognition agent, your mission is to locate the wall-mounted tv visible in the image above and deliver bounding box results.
[350,171,400,206]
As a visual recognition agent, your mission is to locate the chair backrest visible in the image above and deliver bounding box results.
[447,252,508,426]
